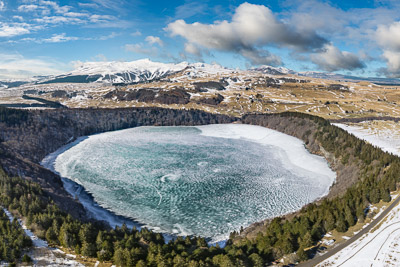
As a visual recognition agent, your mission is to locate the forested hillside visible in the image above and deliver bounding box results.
[239,113,399,259]
[0,107,398,265]
[0,206,32,263]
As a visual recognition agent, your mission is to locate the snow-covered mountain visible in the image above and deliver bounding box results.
[26,58,400,86]
[38,59,235,84]
[40,59,190,84]
[251,65,296,75]
[0,81,29,89]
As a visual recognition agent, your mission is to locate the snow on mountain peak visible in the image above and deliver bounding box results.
[251,65,295,75]
[69,59,189,76]
[42,59,235,84]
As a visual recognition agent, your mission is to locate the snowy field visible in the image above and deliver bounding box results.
[318,199,400,267]
[334,121,400,157]
[318,121,400,266]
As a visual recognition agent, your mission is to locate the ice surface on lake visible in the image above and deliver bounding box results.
[52,124,335,242]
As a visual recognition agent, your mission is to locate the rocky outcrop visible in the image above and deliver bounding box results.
[104,88,191,104]
[193,81,226,92]
[316,84,349,91]
[155,88,191,104]
[196,94,224,106]
[51,90,78,98]
[104,88,157,102]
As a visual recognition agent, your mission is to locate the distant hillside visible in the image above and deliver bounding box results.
[2,59,396,86]
[0,81,29,89]
[298,71,400,85]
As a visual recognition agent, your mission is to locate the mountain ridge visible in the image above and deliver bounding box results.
[1,59,399,86]
[37,59,231,84]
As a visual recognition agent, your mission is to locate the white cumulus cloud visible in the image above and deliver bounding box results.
[0,53,66,80]
[131,30,142,36]
[0,23,30,37]
[43,33,78,43]
[124,43,158,56]
[35,16,83,24]
[184,43,201,57]
[376,21,400,76]
[165,2,327,66]
[311,44,365,72]
[40,0,71,14]
[382,50,400,73]
[145,36,164,47]
[377,22,400,51]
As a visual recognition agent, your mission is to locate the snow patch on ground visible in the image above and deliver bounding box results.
[318,202,400,267]
[319,121,400,266]
[3,208,84,266]
[333,122,400,157]
[25,247,85,267]
[3,208,48,248]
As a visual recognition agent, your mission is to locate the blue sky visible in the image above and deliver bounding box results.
[1,0,400,79]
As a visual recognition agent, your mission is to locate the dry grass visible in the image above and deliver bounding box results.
[346,120,400,137]
[2,70,400,120]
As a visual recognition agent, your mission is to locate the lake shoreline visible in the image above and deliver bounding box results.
[40,123,336,244]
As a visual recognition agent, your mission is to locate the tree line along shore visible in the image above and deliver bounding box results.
[0,107,398,266]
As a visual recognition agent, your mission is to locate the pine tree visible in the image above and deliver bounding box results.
[248,253,264,267]
[45,226,58,245]
[81,242,97,258]
[381,188,391,203]
[336,216,348,233]
[113,247,126,267]
[300,231,313,248]
[369,188,381,204]
[296,246,308,262]
[344,206,356,227]
[323,211,335,232]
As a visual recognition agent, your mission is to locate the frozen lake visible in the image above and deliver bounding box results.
[45,124,335,242]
